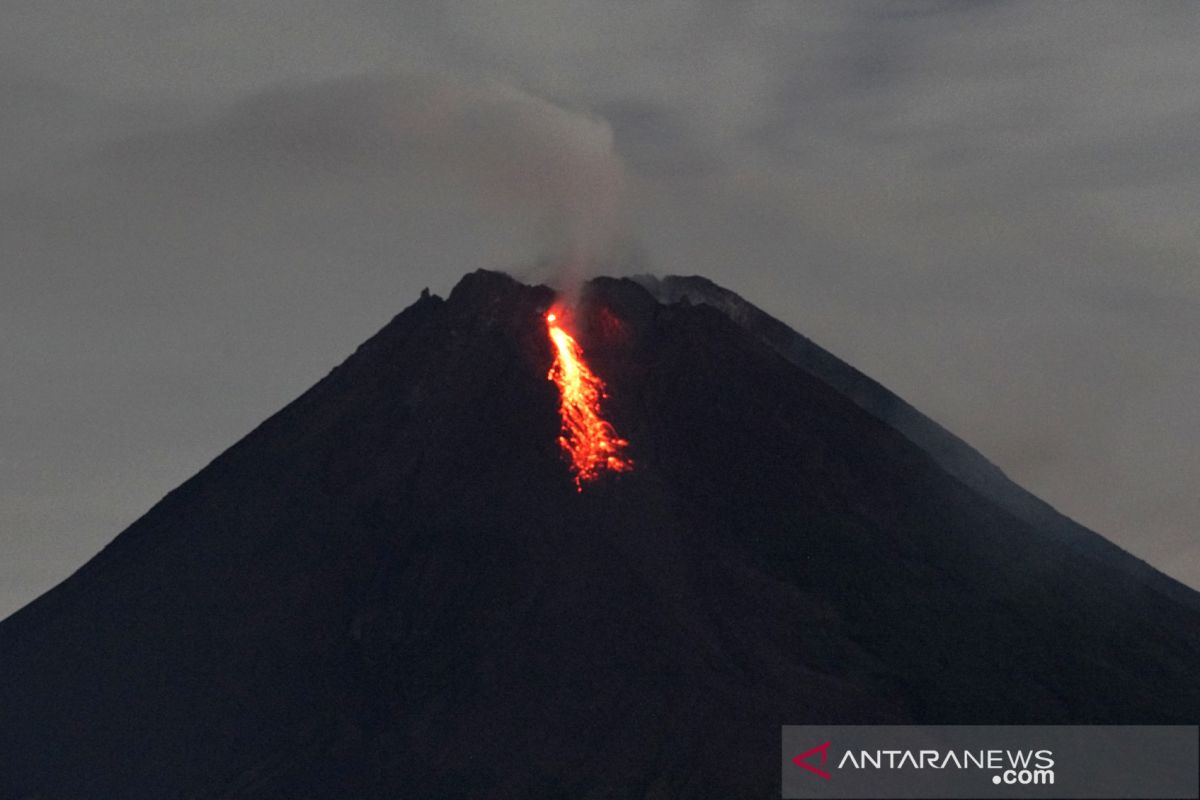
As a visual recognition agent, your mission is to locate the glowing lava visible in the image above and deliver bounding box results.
[545,308,632,490]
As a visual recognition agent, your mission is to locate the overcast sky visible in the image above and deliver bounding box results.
[3,1,1199,617]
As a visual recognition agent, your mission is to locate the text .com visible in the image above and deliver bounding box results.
[994,767,1055,786]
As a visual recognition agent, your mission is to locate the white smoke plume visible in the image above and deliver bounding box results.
[217,72,629,293]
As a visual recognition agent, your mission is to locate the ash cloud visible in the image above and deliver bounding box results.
[217,73,629,288]
[98,71,631,283]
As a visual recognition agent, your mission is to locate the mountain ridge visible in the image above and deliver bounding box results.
[633,273,1200,612]
[2,269,1196,799]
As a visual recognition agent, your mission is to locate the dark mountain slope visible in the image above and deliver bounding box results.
[1,271,1197,799]
[635,273,1200,613]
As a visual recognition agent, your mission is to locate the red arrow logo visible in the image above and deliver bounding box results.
[792,741,832,780]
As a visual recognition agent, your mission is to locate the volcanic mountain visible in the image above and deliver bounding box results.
[2,271,1197,799]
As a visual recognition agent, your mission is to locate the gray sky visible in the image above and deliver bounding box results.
[3,1,1199,618]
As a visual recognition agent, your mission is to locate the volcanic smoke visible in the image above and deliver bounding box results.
[545,308,632,490]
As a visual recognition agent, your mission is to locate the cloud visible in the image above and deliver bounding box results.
[126,73,628,282]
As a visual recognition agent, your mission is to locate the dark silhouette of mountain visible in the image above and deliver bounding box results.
[633,274,1200,614]
[2,271,1197,799]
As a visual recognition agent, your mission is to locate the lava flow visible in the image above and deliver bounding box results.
[545,308,632,490]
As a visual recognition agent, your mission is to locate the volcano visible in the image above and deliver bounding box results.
[2,271,1198,799]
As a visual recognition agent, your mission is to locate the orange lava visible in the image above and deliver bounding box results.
[545,308,632,490]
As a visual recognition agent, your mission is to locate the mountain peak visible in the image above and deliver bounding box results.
[3,271,1197,798]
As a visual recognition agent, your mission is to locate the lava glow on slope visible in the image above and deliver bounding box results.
[545,307,632,490]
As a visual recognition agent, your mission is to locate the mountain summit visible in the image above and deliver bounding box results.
[3,271,1197,798]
